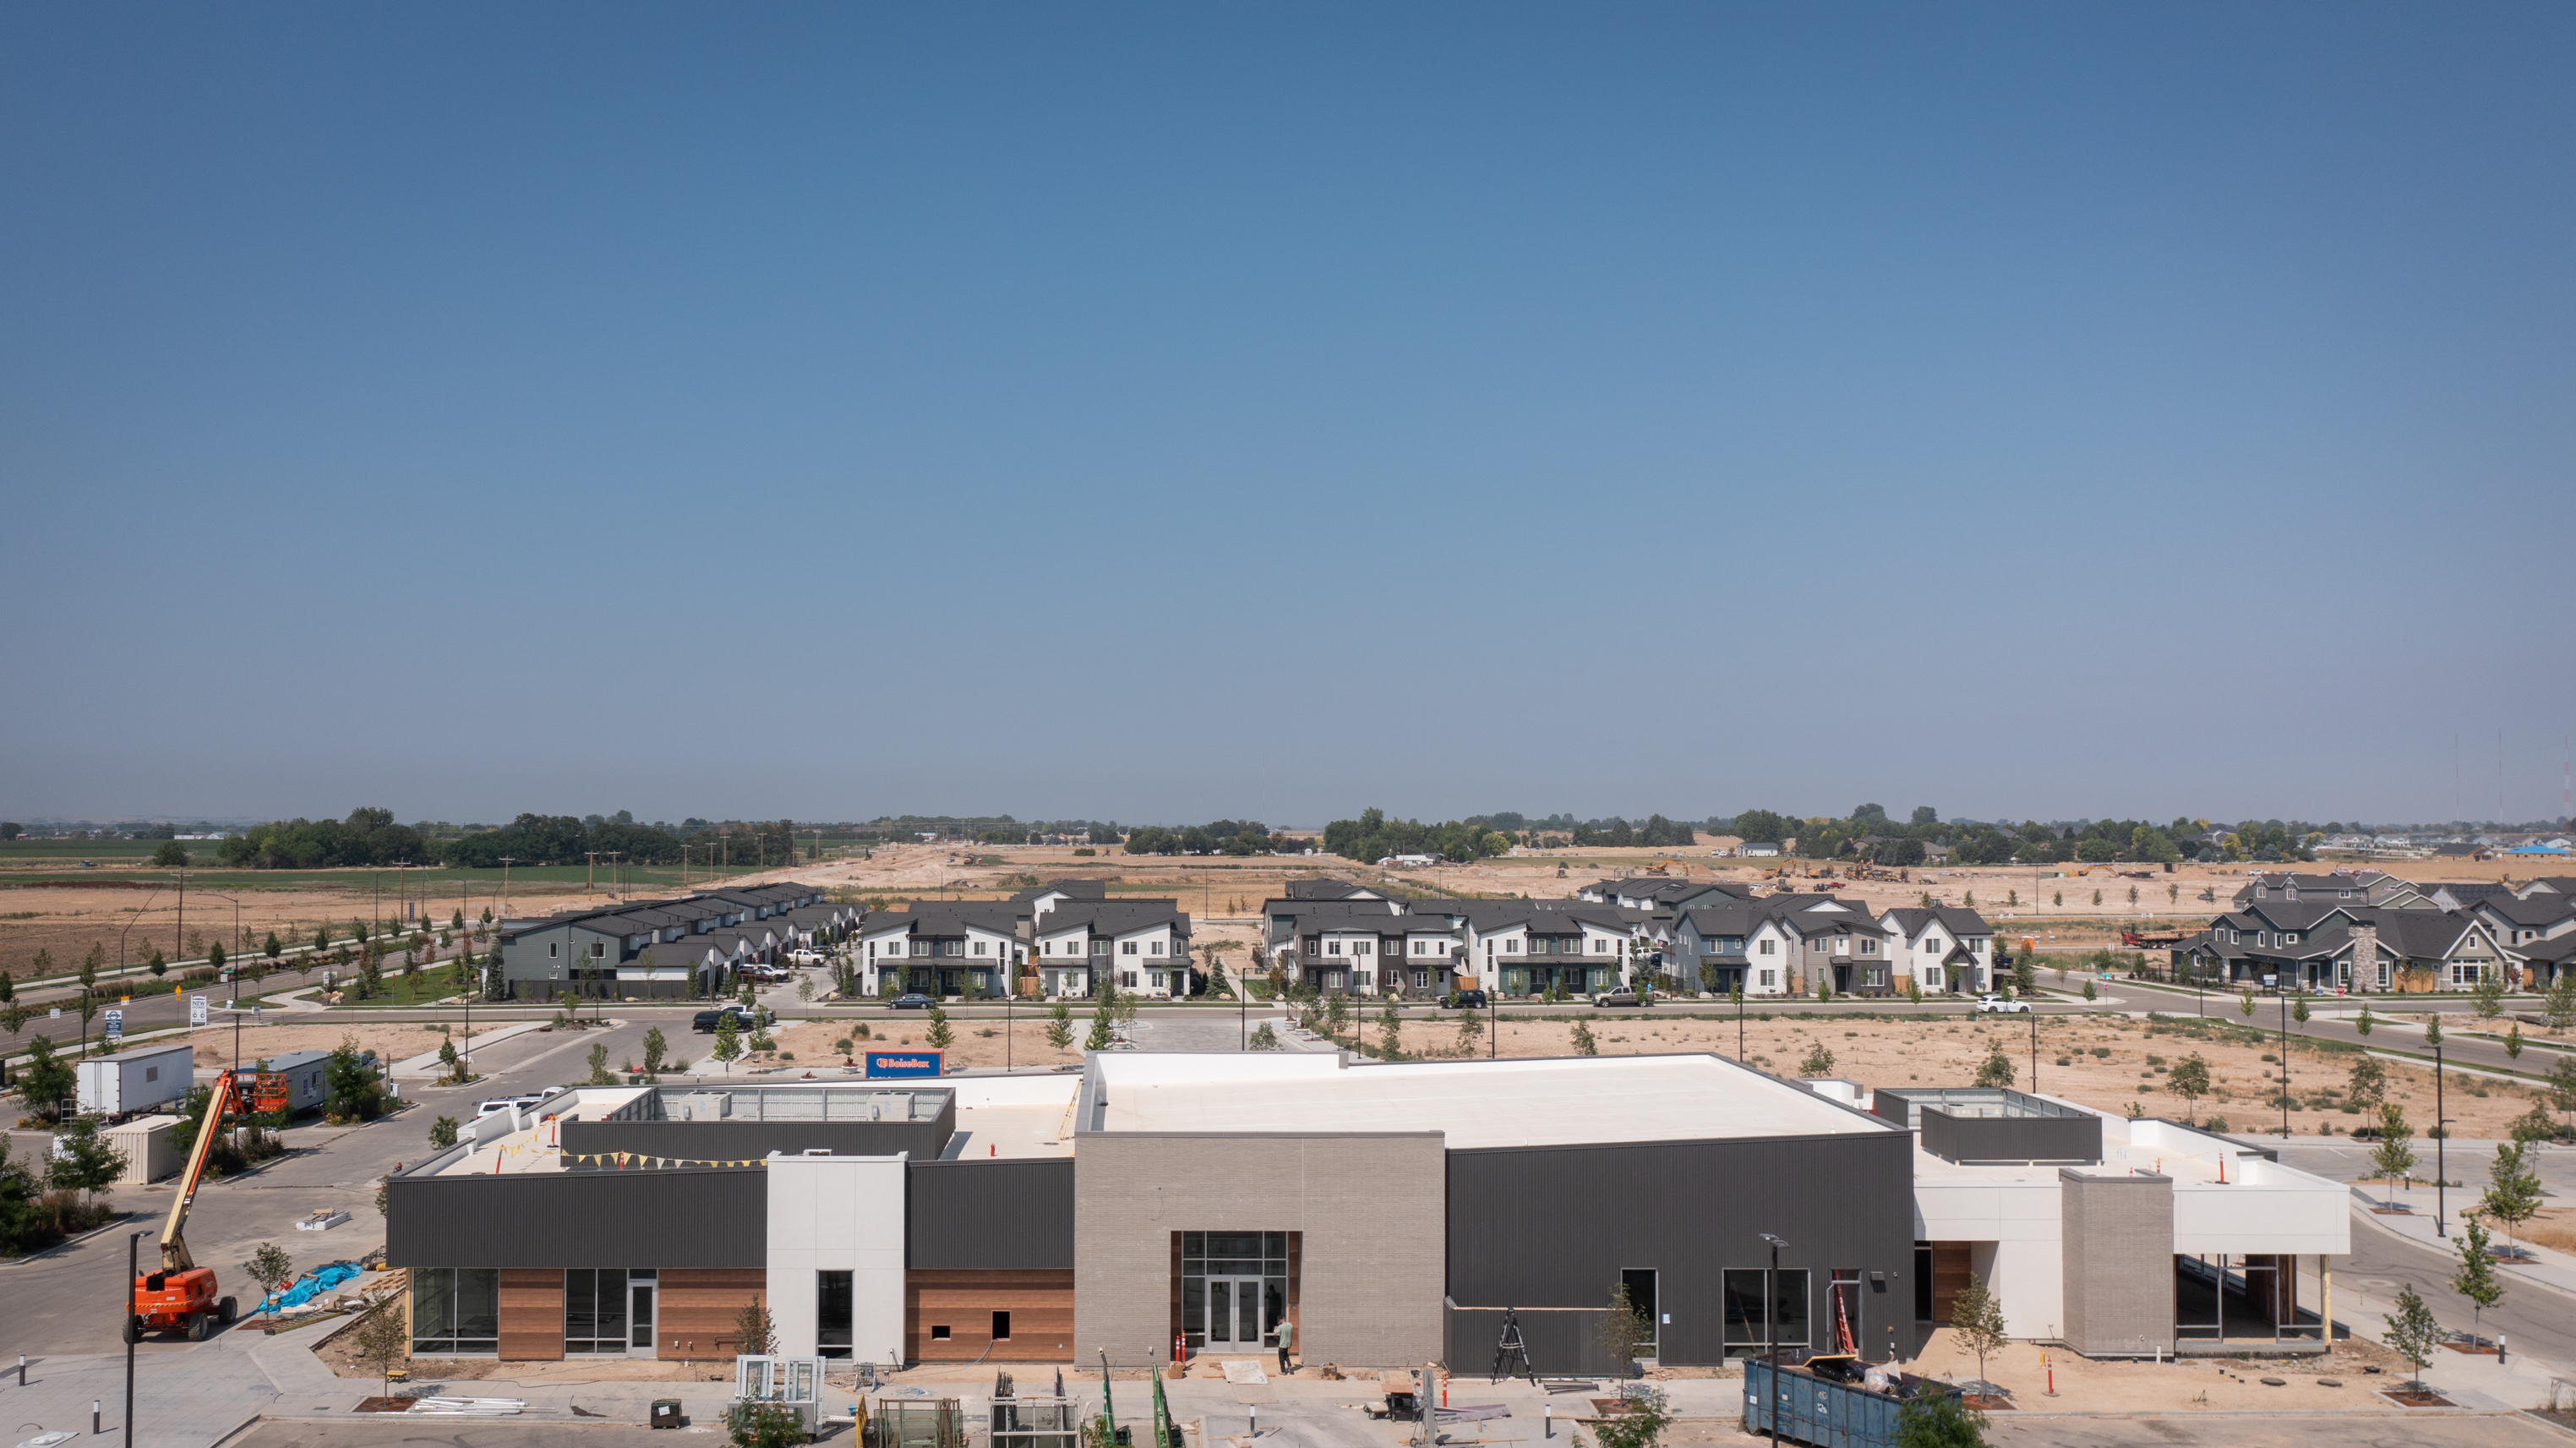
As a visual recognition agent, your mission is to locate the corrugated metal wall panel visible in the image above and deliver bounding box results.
[908,1158,1075,1269]
[387,1169,768,1269]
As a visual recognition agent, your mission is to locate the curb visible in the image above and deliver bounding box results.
[0,1209,134,1269]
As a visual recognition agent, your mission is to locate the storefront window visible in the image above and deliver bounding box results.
[1722,1268,1809,1358]
[410,1267,499,1356]
[565,1268,630,1353]
[1180,1231,1290,1350]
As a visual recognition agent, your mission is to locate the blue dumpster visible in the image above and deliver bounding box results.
[1744,1360,1951,1448]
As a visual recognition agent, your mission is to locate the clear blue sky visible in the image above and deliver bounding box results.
[4,5,2568,828]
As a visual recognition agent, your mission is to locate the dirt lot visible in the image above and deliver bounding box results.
[149,1017,511,1074]
[1331,1008,2558,1141]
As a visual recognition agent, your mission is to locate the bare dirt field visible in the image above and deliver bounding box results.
[1336,1009,2558,1141]
[149,1017,511,1074]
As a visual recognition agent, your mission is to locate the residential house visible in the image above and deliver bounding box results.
[1031,903,1193,999]
[860,904,1022,998]
[1878,907,1998,995]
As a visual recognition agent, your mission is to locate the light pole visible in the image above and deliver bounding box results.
[2279,991,2290,1139]
[1760,1232,1787,1448]
[2434,1043,2449,1238]
[125,1229,145,1448]
[2029,1009,2038,1093]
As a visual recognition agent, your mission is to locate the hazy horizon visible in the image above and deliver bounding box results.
[5,6,2569,827]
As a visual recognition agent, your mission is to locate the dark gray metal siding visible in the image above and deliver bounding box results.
[1445,1132,1913,1368]
[909,1158,1074,1269]
[563,1117,950,1166]
[1919,1108,2100,1165]
[385,1169,766,1269]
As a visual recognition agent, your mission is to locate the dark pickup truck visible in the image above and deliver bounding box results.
[691,1007,750,1033]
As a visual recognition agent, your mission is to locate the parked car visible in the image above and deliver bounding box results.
[692,1007,750,1033]
[889,993,934,1010]
[1592,987,1641,1008]
[1973,994,2031,1014]
[1452,989,1489,1009]
[786,948,827,966]
[474,1095,546,1119]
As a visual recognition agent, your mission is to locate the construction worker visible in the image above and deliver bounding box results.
[1274,1315,1295,1376]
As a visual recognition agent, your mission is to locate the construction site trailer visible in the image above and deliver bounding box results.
[234,1050,333,1116]
[76,1044,194,1118]
[101,1114,187,1185]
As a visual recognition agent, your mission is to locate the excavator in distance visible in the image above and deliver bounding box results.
[127,1067,242,1341]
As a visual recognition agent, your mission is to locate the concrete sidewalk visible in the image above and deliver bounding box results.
[2353,1183,2576,1299]
[0,1315,353,1448]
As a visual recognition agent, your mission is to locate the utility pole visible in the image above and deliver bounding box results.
[586,850,598,892]
[2434,1043,2449,1237]
[498,857,519,923]
[604,851,623,900]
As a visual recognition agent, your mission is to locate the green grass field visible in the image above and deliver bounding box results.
[0,838,171,861]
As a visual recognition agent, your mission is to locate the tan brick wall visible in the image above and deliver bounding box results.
[1073,1134,1444,1370]
[2059,1171,2174,1357]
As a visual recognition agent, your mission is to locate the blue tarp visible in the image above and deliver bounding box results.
[261,1259,360,1313]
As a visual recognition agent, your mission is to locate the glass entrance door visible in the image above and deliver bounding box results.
[1204,1276,1265,1349]
[628,1281,657,1358]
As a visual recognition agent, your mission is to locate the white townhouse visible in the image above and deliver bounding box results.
[1880,906,1997,995]
[1032,903,1193,999]
[1457,902,1635,997]
[858,904,1022,999]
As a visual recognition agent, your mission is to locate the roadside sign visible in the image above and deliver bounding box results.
[49,1006,60,1019]
[104,1008,123,1042]
[864,1050,945,1079]
[190,995,209,1027]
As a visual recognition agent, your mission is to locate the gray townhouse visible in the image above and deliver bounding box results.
[491,882,832,1000]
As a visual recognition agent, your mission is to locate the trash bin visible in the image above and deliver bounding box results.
[651,1400,683,1429]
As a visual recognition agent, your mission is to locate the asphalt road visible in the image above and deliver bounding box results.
[0,1011,654,1365]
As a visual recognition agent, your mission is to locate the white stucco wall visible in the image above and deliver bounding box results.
[765,1153,909,1365]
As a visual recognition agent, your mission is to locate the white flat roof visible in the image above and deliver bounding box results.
[1088,1052,1890,1150]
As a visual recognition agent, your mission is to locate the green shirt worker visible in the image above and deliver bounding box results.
[1274,1316,1294,1375]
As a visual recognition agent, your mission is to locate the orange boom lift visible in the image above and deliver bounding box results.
[127,1068,242,1341]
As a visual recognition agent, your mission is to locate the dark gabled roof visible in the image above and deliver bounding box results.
[1032,902,1190,936]
[1263,897,1405,920]
[2237,899,2365,932]
[2356,910,2479,959]
[1456,899,1632,932]
[863,903,1020,936]
[1679,904,1759,937]
[2516,876,2576,898]
[2430,882,2513,905]
[2473,893,2576,928]
[2513,932,2576,964]
[1879,906,1992,938]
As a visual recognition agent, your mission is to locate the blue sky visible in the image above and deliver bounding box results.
[3,4,2568,828]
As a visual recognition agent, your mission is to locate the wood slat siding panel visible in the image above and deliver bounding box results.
[1930,1243,1973,1325]
[660,1268,768,1362]
[498,1269,565,1361]
[907,1270,1076,1363]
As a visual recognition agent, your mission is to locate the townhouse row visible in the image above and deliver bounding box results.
[2169,869,2576,993]
[854,881,1195,1000]
[492,882,851,999]
[1263,876,2000,999]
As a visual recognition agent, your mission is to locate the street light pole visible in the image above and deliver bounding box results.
[125,1229,145,1448]
[2279,992,2290,1139]
[2434,1043,2448,1237]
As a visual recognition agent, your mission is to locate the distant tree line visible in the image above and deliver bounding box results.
[1123,820,1296,856]
[1716,804,2321,866]
[212,807,818,870]
[1323,808,1514,865]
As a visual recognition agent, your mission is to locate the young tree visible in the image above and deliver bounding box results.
[325,1037,386,1123]
[2168,1053,2213,1126]
[2081,979,2098,1003]
[587,1042,614,1085]
[712,1015,743,1075]
[2504,1023,2524,1061]
[19,1035,77,1121]
[1973,1049,2015,1089]
[2012,954,2037,999]
[1378,997,1403,1060]
[1586,1385,1672,1448]
[427,1115,460,1149]
[926,1004,956,1051]
[244,1243,295,1314]
[2424,1014,2443,1048]
[2369,1106,2417,1206]
[1045,1001,1074,1051]
[2355,1003,2373,1037]
[2546,973,2576,1034]
[1323,992,1351,1046]
[2450,1217,2502,1347]
[1457,1008,1486,1053]
[2551,1053,2576,1137]
[2382,1283,2443,1394]
[46,1114,127,1197]
[1596,1280,1654,1375]
[1571,1020,1599,1056]
[351,1295,411,1398]
[1247,1022,1281,1052]
[642,1026,668,1081]
[733,1296,778,1356]
[2345,1057,2387,1113]
[1800,1042,1837,1078]
[2237,990,2255,1019]
[2292,994,2310,1028]
[1084,999,1116,1052]
[2471,970,2506,1020]
[2481,1141,2541,1252]
[1949,1277,2009,1385]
